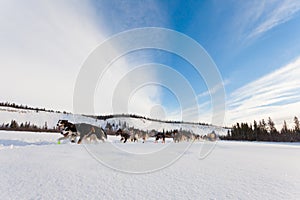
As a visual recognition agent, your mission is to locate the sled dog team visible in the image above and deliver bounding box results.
[57,120,217,144]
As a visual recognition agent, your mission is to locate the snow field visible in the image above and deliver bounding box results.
[0,131,299,199]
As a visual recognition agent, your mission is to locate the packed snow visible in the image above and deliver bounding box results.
[0,130,300,199]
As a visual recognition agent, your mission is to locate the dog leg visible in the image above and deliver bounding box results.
[58,136,68,141]
[77,137,83,144]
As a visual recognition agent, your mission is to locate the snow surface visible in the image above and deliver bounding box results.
[1,130,300,200]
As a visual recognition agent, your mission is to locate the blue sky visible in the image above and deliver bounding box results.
[1,0,300,128]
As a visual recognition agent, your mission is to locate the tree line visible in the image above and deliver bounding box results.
[0,120,59,133]
[92,113,211,126]
[220,116,300,142]
[0,102,70,114]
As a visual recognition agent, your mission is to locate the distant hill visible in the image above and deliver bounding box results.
[0,103,228,135]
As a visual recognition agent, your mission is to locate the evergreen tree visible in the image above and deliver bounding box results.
[105,122,112,130]
[122,121,127,129]
[294,116,300,132]
[260,119,266,131]
[227,129,230,138]
[281,120,288,134]
[10,120,18,129]
[253,120,259,141]
[267,117,276,133]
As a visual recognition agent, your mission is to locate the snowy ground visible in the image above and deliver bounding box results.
[0,131,300,199]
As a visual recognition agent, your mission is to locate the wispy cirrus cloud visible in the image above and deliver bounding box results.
[197,79,230,99]
[248,0,300,39]
[167,80,229,125]
[227,56,300,128]
[233,0,300,41]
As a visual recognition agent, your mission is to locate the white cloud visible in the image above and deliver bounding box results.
[0,0,105,111]
[247,0,300,39]
[163,79,229,125]
[0,0,167,116]
[93,55,162,116]
[232,0,300,42]
[197,79,229,99]
[227,56,300,128]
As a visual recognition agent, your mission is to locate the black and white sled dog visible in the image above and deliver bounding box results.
[57,120,107,144]
[115,128,149,143]
[154,132,166,143]
[115,128,131,143]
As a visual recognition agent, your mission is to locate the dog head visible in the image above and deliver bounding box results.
[57,120,69,129]
[115,128,122,136]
